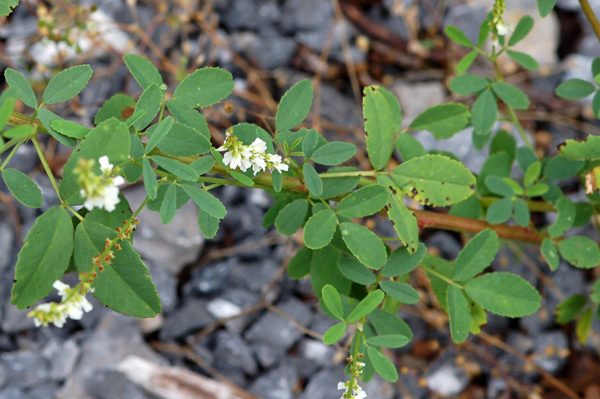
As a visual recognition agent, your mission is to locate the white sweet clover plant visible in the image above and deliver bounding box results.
[3,0,600,395]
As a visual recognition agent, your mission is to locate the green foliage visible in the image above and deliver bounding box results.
[337,185,389,218]
[447,285,471,343]
[409,103,470,140]
[382,243,426,277]
[577,308,594,344]
[453,229,499,282]
[0,0,18,17]
[396,133,426,161]
[449,74,488,95]
[445,25,473,47]
[172,67,234,108]
[465,272,541,317]
[558,135,600,160]
[491,82,530,110]
[275,199,309,236]
[340,222,387,270]
[472,90,497,136]
[303,163,323,197]
[509,16,534,46]
[304,209,337,250]
[558,236,600,268]
[312,142,356,165]
[276,79,313,131]
[506,50,539,70]
[392,154,476,207]
[556,295,587,324]
[338,257,376,285]
[363,86,400,170]
[379,281,420,304]
[11,207,74,309]
[124,54,163,90]
[5,68,37,108]
[1,168,43,208]
[43,65,93,104]
[556,79,596,99]
[537,0,557,17]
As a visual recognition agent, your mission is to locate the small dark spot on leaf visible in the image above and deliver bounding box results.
[446,197,451,202]
[411,188,418,197]
[391,220,396,225]
[470,184,475,190]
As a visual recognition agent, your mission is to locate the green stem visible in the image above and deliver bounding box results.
[493,60,535,152]
[420,264,464,289]
[0,138,25,171]
[31,137,63,202]
[580,0,600,44]
[319,171,385,178]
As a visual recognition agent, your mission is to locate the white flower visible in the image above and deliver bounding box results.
[76,156,125,212]
[99,155,113,174]
[265,153,289,173]
[53,280,70,301]
[338,380,367,399]
[496,21,508,36]
[249,138,267,153]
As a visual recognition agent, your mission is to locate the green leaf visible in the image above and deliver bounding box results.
[508,16,534,46]
[124,53,163,90]
[60,118,130,204]
[456,50,478,74]
[37,109,77,147]
[477,18,491,47]
[470,300,488,334]
[478,152,512,196]
[312,142,356,166]
[381,181,419,253]
[379,86,402,131]
[396,133,426,161]
[548,197,575,238]
[166,98,210,139]
[142,158,158,200]
[337,257,376,285]
[322,284,344,320]
[449,74,489,95]
[558,135,600,160]
[0,87,18,130]
[558,236,600,269]
[2,125,34,139]
[85,193,132,230]
[392,154,476,207]
[369,308,413,339]
[524,161,542,187]
[574,202,594,227]
[537,0,557,17]
[94,94,136,125]
[491,82,530,110]
[450,193,482,219]
[347,290,385,323]
[593,91,600,118]
[486,197,513,224]
[198,208,220,239]
[541,238,559,271]
[453,229,499,282]
[5,68,37,108]
[145,116,174,154]
[74,220,161,317]
[556,295,586,324]
[513,198,530,227]
[544,156,584,180]
[190,157,215,175]
[445,25,473,47]
[485,175,514,197]
[49,120,90,139]
[2,168,43,208]
[147,184,190,212]
[275,199,309,236]
[517,147,538,172]
[133,83,163,130]
[489,130,516,162]
[382,243,426,277]
[152,155,199,181]
[173,67,234,108]
[288,246,312,279]
[323,322,346,344]
[472,90,497,136]
[465,272,541,317]
[11,206,74,309]
[337,185,389,218]
[160,184,178,225]
[367,335,409,348]
[276,79,313,131]
[447,285,471,343]
[363,86,397,170]
[43,64,93,104]
[304,209,337,250]
[0,0,18,17]
[301,129,319,159]
[423,254,453,312]
[409,103,470,140]
[472,129,491,150]
[320,167,360,199]
[340,222,387,270]
[380,280,420,304]
[147,121,211,157]
[556,79,596,100]
[229,171,254,186]
[367,346,398,383]
[303,163,323,197]
[311,245,351,298]
[182,185,227,219]
[506,50,539,70]
[526,183,549,197]
[576,307,594,345]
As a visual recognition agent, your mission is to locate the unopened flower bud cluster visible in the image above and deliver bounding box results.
[338,358,367,399]
[28,280,93,328]
[216,131,289,175]
[75,155,125,212]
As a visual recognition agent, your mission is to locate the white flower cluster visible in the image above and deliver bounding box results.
[28,280,93,328]
[338,362,367,399]
[76,156,125,212]
[217,132,289,175]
